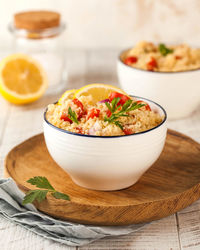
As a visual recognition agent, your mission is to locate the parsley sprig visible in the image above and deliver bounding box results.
[22,176,70,205]
[159,43,174,56]
[104,98,145,130]
[68,107,79,124]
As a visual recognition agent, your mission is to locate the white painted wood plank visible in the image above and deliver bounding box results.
[0,99,51,177]
[168,104,200,250]
[0,217,74,250]
[177,206,200,250]
[167,104,200,143]
[175,199,200,250]
[0,99,11,181]
[80,216,180,250]
[0,97,10,141]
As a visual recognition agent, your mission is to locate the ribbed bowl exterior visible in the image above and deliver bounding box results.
[117,58,200,120]
[43,98,167,191]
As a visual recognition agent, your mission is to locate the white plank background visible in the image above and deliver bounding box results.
[0,50,200,250]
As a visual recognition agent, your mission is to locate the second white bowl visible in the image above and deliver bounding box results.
[117,49,200,119]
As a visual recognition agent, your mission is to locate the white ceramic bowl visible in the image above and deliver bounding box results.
[117,49,200,119]
[43,97,167,191]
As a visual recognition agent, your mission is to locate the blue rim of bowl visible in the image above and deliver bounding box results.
[119,48,200,74]
[44,95,167,138]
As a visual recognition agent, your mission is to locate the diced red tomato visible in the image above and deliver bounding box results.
[76,127,83,134]
[121,95,130,105]
[124,56,138,65]
[72,98,84,119]
[77,110,85,119]
[175,55,182,60]
[87,108,100,119]
[137,100,151,111]
[123,128,133,135]
[109,92,130,106]
[106,109,112,117]
[60,113,72,123]
[147,57,157,71]
[80,109,87,119]
[72,99,84,110]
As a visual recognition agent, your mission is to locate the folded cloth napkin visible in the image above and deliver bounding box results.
[0,178,147,247]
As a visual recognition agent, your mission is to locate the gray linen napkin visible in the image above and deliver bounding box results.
[0,178,146,247]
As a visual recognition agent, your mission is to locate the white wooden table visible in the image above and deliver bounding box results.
[0,50,200,250]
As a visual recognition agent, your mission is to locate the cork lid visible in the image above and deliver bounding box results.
[14,10,60,30]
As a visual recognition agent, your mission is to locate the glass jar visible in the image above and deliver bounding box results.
[8,12,67,95]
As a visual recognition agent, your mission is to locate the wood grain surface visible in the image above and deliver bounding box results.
[4,129,200,226]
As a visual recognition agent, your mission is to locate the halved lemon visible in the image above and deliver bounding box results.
[74,83,129,103]
[58,89,76,105]
[0,54,48,104]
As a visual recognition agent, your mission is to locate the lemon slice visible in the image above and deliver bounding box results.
[58,89,76,105]
[0,54,48,104]
[74,83,129,103]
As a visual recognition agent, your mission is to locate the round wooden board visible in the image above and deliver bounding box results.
[4,129,200,226]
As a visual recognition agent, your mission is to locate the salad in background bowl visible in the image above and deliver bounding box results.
[117,41,200,119]
[44,84,167,191]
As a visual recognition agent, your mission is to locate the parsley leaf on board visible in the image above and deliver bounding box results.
[22,190,48,205]
[27,176,55,190]
[51,191,70,200]
[22,176,70,205]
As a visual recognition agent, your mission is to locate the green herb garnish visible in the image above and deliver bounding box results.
[159,43,174,56]
[68,106,79,124]
[104,98,145,130]
[22,176,70,205]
